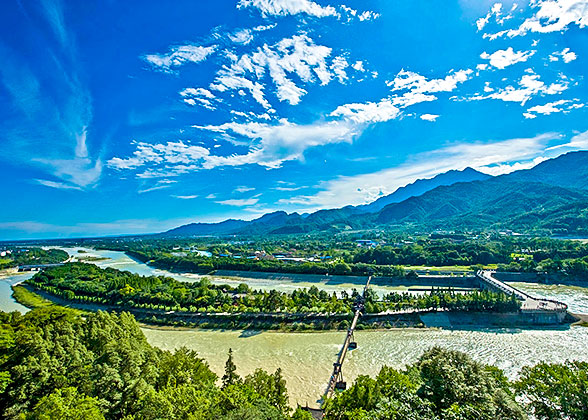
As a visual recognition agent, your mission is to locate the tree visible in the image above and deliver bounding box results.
[415,347,525,419]
[291,407,314,420]
[25,387,104,420]
[244,368,289,413]
[515,361,588,419]
[222,348,240,388]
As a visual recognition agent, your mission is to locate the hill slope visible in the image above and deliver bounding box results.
[358,167,492,213]
[375,179,588,232]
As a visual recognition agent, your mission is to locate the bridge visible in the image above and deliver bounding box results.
[18,263,64,272]
[321,276,372,404]
[476,270,567,312]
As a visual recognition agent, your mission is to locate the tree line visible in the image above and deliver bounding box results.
[0,248,68,269]
[26,263,520,318]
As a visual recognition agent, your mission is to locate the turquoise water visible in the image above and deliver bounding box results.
[0,271,33,313]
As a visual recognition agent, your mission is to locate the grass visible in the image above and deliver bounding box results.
[12,285,55,309]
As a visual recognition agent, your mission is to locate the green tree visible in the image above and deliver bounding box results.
[244,368,289,413]
[25,387,104,420]
[515,361,588,420]
[222,348,240,388]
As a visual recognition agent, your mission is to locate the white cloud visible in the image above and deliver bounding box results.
[172,195,199,199]
[196,119,357,169]
[549,47,577,63]
[143,45,216,72]
[468,72,568,106]
[387,69,473,94]
[229,29,255,45]
[331,56,349,83]
[227,24,276,45]
[476,3,508,30]
[138,184,172,194]
[478,157,549,176]
[107,141,210,177]
[357,10,380,21]
[35,179,83,190]
[274,186,304,191]
[35,156,103,189]
[216,198,259,206]
[330,99,400,123]
[280,133,563,210]
[547,129,588,151]
[352,61,365,72]
[486,0,588,38]
[420,114,439,122]
[0,19,101,191]
[480,47,535,69]
[237,0,380,21]
[523,99,584,118]
[391,92,437,108]
[209,34,348,107]
[235,186,256,193]
[328,68,472,125]
[211,74,271,109]
[343,68,472,113]
[237,0,338,18]
[108,118,360,178]
[180,87,221,110]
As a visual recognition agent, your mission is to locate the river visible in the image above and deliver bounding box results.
[2,247,588,406]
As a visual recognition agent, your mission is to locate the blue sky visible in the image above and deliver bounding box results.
[1,0,588,239]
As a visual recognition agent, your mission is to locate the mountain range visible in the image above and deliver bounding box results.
[164,151,588,236]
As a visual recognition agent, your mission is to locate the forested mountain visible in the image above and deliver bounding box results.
[375,179,588,232]
[357,167,491,213]
[164,151,588,236]
[500,151,588,190]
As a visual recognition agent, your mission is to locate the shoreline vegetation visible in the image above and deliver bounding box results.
[15,262,528,331]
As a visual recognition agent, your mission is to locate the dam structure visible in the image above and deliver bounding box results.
[476,270,568,324]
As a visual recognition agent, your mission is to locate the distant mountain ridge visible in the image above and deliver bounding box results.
[163,151,588,236]
[357,167,491,213]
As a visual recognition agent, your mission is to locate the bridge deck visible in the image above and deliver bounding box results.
[476,270,567,312]
[322,276,372,404]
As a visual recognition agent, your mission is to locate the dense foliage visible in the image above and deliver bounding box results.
[515,361,588,419]
[324,347,588,419]
[92,235,588,282]
[0,308,290,420]
[324,347,527,420]
[26,263,520,318]
[0,248,68,269]
[0,309,584,419]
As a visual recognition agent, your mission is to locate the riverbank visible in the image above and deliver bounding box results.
[15,282,575,331]
[0,267,20,278]
[11,285,54,309]
[15,283,426,330]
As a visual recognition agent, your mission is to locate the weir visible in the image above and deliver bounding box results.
[476,270,568,313]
